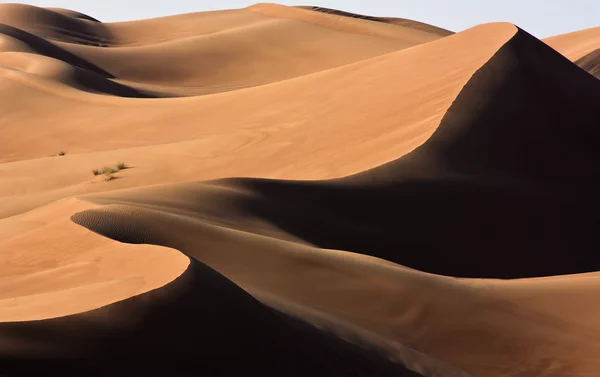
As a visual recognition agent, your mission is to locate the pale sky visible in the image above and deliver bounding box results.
[5,0,600,38]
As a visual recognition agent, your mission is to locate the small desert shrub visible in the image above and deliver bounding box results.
[58,151,66,156]
[92,166,116,176]
[92,162,128,180]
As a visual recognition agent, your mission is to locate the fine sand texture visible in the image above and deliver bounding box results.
[1,3,600,377]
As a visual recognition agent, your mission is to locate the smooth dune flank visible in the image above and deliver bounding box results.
[544,26,600,60]
[1,3,600,377]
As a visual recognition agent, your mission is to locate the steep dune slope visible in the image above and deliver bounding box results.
[544,26,600,60]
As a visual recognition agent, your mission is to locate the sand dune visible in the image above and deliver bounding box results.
[70,188,600,376]
[1,3,600,377]
[63,26,600,376]
[0,22,514,218]
[1,3,446,97]
[544,25,600,60]
[0,246,414,376]
[0,4,109,45]
[298,6,454,36]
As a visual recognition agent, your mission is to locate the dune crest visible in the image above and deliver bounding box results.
[298,5,454,36]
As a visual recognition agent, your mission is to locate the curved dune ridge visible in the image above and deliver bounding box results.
[0,198,190,322]
[1,2,600,377]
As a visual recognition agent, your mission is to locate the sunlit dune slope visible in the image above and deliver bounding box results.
[298,6,454,36]
[544,25,600,60]
[0,198,189,322]
[0,3,447,97]
[0,23,514,218]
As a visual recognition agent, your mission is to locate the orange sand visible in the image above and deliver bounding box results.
[1,3,600,377]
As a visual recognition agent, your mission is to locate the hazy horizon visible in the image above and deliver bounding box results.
[4,0,600,38]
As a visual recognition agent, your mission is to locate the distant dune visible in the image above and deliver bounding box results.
[0,3,446,98]
[297,6,454,36]
[544,25,600,60]
[1,3,600,377]
[575,48,600,78]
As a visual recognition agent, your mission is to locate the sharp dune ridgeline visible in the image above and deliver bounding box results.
[1,2,600,377]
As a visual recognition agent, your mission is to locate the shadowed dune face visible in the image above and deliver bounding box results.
[403,29,600,183]
[0,4,111,45]
[71,178,600,376]
[0,49,155,97]
[2,3,600,377]
[0,23,112,76]
[0,257,419,377]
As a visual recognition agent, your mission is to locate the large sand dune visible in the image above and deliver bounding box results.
[1,3,600,377]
